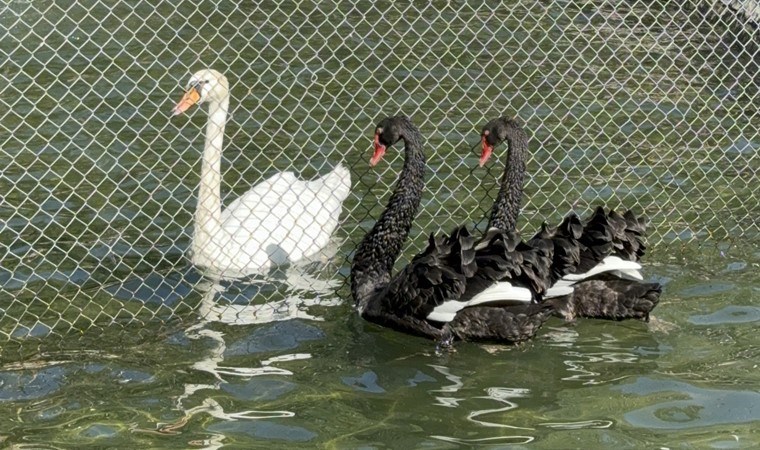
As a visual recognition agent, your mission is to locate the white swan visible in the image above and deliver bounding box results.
[172,69,351,278]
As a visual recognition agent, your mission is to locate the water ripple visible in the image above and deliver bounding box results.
[678,282,736,298]
[689,306,760,325]
[539,419,613,429]
[467,387,533,430]
[431,434,535,445]
[615,377,760,430]
[342,371,386,393]
[207,416,316,442]
[0,367,66,402]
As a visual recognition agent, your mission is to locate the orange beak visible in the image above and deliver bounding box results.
[172,87,201,116]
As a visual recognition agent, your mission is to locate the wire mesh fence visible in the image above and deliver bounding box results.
[1,0,758,345]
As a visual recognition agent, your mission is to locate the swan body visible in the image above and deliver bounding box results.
[351,116,553,345]
[479,117,661,321]
[173,69,351,278]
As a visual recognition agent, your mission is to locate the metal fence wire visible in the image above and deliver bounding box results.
[0,0,758,342]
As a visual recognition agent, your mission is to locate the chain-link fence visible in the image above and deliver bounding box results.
[1,0,757,345]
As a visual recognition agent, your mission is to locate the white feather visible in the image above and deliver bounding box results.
[561,256,642,282]
[426,282,532,323]
[543,256,645,299]
[608,268,644,281]
[544,278,575,299]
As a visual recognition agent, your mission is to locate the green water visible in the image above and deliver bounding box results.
[1,246,759,448]
[1,0,759,447]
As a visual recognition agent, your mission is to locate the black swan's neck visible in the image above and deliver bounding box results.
[487,128,528,232]
[351,128,426,313]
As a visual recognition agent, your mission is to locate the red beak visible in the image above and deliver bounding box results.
[370,133,386,166]
[479,135,493,167]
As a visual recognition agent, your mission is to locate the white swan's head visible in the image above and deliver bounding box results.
[172,69,229,116]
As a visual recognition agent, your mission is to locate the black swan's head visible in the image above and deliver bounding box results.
[370,115,416,166]
[479,117,526,166]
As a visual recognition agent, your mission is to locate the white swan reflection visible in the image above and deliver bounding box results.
[186,237,342,380]
[171,241,343,436]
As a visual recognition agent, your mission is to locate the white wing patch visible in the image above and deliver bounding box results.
[562,256,642,281]
[426,282,533,323]
[544,279,576,299]
[544,256,644,299]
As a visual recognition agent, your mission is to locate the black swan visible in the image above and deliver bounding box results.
[479,117,661,321]
[350,116,555,345]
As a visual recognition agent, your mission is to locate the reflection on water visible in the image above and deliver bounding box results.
[544,327,654,385]
[467,387,533,429]
[433,434,536,445]
[426,363,621,446]
[0,366,66,401]
[616,377,760,430]
[342,370,386,393]
[539,419,613,430]
[1,247,759,448]
[102,237,347,440]
[689,305,760,325]
[427,364,537,445]
[428,364,463,406]
[0,245,756,447]
[168,250,343,436]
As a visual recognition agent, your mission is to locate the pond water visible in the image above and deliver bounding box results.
[1,244,758,448]
[1,0,758,448]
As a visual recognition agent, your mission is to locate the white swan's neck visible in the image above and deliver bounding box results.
[194,95,229,252]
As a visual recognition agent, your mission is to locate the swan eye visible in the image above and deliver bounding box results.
[376,127,383,135]
[483,130,490,137]
[185,80,210,98]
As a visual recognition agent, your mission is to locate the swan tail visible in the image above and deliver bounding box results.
[319,163,352,202]
[546,276,661,322]
[448,302,554,343]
